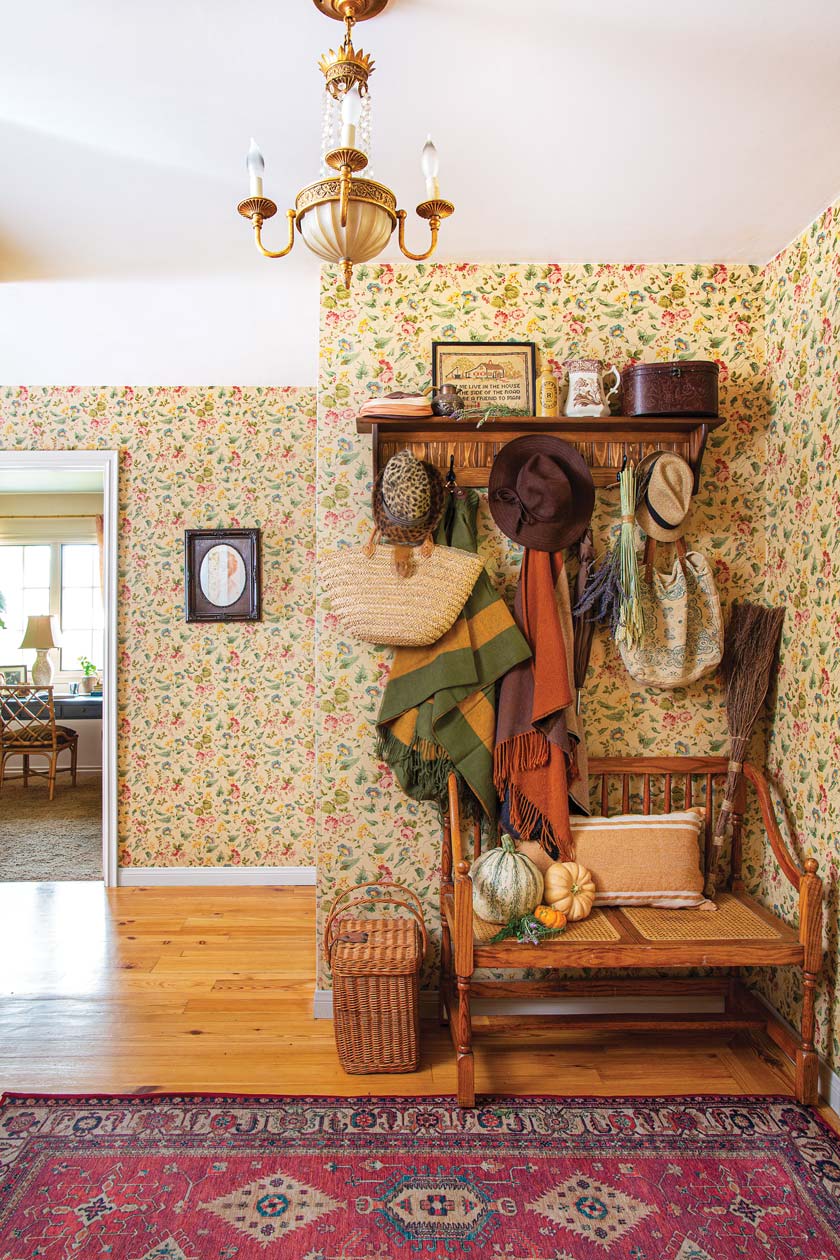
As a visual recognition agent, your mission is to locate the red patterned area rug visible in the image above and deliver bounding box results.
[1,1094,839,1259]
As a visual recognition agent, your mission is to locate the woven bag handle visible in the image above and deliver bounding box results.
[365,526,438,561]
[644,535,688,583]
[323,881,428,965]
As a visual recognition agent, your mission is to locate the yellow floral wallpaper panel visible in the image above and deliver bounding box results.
[758,197,840,1071]
[316,260,768,988]
[0,386,317,868]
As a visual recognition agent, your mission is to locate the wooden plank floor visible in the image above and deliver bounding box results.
[1,881,837,1128]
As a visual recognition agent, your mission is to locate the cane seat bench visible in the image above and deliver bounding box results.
[439,757,824,1108]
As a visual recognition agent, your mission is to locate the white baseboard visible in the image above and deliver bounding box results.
[117,865,316,887]
[313,990,723,1021]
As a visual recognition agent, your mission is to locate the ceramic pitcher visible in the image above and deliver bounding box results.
[563,358,621,418]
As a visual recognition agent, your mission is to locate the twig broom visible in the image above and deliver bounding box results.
[706,601,785,895]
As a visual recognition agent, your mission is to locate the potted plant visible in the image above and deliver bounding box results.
[78,656,99,695]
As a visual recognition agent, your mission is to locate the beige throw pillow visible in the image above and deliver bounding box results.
[517,808,713,910]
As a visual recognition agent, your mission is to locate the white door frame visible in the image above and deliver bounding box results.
[0,450,119,885]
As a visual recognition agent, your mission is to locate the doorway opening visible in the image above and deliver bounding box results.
[0,452,118,885]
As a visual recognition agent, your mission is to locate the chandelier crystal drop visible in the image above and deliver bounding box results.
[237,0,453,288]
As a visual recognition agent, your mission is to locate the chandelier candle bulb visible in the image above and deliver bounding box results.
[341,85,363,149]
[421,135,440,199]
[246,139,265,197]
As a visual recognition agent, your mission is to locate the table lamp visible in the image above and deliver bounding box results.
[20,615,60,686]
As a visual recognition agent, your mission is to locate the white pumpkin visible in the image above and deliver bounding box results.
[544,860,596,921]
[472,834,544,922]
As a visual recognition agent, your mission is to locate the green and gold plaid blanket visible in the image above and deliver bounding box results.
[376,491,531,820]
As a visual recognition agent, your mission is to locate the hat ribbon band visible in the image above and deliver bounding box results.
[645,497,682,532]
[490,486,555,531]
[379,495,430,529]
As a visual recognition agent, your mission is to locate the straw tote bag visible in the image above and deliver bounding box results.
[320,532,485,647]
[619,538,723,688]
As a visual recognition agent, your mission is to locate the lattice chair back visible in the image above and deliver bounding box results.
[0,685,58,752]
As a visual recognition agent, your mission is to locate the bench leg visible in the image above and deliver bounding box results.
[796,970,819,1106]
[455,976,475,1108]
[439,917,451,1027]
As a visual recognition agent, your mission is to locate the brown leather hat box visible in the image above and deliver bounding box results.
[622,360,719,417]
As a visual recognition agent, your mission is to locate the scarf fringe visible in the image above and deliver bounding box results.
[376,727,455,801]
[505,783,576,864]
[376,727,484,821]
[493,731,549,789]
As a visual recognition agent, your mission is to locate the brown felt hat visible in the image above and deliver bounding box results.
[488,435,595,552]
[372,449,445,545]
[635,451,694,541]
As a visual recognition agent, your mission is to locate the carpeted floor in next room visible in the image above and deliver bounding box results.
[0,774,101,881]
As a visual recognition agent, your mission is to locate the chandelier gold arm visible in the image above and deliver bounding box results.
[254,209,297,258]
[237,197,297,259]
[396,209,439,261]
[396,198,454,262]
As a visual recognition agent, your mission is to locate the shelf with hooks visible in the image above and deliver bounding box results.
[355,414,724,493]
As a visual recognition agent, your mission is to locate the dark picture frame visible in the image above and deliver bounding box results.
[432,340,537,415]
[0,664,27,684]
[184,529,261,623]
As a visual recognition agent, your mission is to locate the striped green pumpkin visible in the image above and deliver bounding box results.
[471,834,544,922]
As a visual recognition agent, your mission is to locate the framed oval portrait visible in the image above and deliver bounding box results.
[184,529,261,622]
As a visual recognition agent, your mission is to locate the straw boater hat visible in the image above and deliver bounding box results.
[488,435,595,552]
[635,451,694,541]
[372,449,445,545]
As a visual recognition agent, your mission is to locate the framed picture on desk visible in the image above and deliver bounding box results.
[0,665,27,685]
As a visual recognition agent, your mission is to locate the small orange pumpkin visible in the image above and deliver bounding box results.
[534,904,567,931]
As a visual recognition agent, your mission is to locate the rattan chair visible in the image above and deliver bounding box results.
[0,684,78,801]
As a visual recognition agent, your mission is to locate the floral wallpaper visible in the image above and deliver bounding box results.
[0,386,317,868]
[316,260,767,988]
[757,197,840,1071]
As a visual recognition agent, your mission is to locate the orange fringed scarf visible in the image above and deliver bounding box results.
[494,550,575,860]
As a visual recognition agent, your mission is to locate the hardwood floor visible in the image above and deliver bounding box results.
[1,881,837,1129]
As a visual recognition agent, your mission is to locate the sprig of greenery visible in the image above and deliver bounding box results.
[489,914,566,945]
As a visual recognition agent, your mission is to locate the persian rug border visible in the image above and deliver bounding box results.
[2,1089,838,1133]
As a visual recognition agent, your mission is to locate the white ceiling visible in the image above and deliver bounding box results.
[1,0,839,384]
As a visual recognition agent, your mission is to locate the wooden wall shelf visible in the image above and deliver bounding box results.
[356,415,724,493]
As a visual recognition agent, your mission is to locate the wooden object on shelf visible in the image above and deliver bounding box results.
[356,415,725,494]
[439,757,824,1109]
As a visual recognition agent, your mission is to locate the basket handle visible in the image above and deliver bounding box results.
[323,881,428,965]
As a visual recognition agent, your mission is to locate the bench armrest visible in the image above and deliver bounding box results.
[742,763,806,891]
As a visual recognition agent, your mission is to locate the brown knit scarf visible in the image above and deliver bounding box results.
[494,550,575,860]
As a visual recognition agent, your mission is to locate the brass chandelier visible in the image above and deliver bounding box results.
[238,0,454,288]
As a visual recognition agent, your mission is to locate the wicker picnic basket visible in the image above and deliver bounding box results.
[324,882,427,1074]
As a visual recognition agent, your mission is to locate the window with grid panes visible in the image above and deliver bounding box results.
[0,539,102,677]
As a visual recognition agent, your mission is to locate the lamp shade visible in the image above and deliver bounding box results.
[296,176,397,269]
[20,614,60,651]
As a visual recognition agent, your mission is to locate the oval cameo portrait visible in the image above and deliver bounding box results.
[199,543,247,607]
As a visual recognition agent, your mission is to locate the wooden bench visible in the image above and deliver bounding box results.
[439,756,823,1108]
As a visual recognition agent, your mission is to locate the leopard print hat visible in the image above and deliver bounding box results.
[372,450,445,545]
